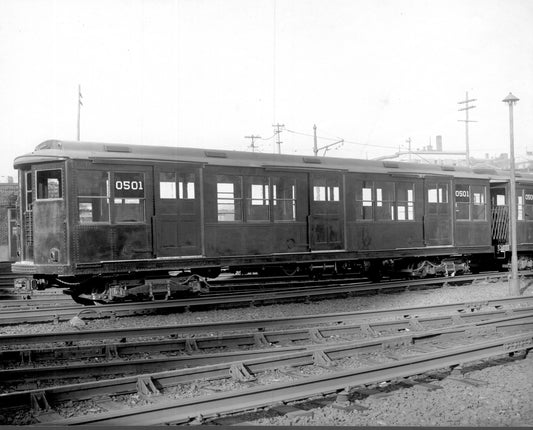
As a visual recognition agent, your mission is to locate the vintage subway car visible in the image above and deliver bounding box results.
[11,140,533,303]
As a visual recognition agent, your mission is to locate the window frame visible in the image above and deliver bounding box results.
[272,176,297,222]
[216,174,298,223]
[216,175,243,222]
[77,170,111,224]
[356,180,415,222]
[521,189,533,222]
[112,171,147,224]
[76,170,147,225]
[454,183,487,222]
[35,168,63,201]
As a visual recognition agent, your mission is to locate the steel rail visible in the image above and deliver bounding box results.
[2,306,533,365]
[49,331,533,425]
[3,310,533,385]
[2,295,533,347]
[0,271,524,324]
[2,312,532,413]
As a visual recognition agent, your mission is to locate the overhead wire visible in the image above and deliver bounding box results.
[285,128,396,150]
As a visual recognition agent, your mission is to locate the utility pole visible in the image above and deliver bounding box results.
[503,92,520,296]
[458,91,477,167]
[244,135,261,152]
[272,123,284,154]
[77,84,83,141]
[313,124,318,156]
[406,137,412,161]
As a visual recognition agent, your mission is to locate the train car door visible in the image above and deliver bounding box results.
[423,178,453,246]
[308,172,344,250]
[154,165,202,256]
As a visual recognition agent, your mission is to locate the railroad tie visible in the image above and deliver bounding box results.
[105,344,120,360]
[19,349,32,365]
[229,362,256,382]
[312,350,334,367]
[308,328,326,343]
[30,391,50,413]
[360,324,378,337]
[136,376,161,397]
[253,332,270,347]
[185,338,199,354]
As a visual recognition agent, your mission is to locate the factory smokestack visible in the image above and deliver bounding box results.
[436,135,443,152]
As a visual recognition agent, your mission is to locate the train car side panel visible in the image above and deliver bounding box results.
[204,166,309,257]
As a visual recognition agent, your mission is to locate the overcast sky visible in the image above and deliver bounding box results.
[1,0,532,179]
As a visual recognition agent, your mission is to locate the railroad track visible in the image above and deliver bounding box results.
[1,305,532,382]
[54,332,532,426]
[0,272,522,324]
[1,304,531,424]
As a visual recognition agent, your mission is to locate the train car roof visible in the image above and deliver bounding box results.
[13,139,533,183]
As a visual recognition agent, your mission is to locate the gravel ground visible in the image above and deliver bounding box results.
[250,355,533,427]
[1,276,532,427]
[2,276,532,337]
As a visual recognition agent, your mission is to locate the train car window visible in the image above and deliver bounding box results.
[471,185,486,220]
[112,172,145,223]
[524,190,533,221]
[427,183,449,215]
[455,184,486,221]
[455,184,470,220]
[375,181,394,220]
[312,178,339,202]
[396,183,415,221]
[25,171,33,211]
[159,172,177,199]
[36,169,62,200]
[159,172,195,200]
[78,171,110,223]
[273,177,296,221]
[355,182,374,220]
[245,177,270,222]
[313,186,326,201]
[178,174,196,199]
[217,175,242,222]
[517,194,524,221]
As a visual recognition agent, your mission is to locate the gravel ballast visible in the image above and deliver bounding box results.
[1,277,532,426]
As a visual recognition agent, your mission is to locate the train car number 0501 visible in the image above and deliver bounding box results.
[115,180,144,191]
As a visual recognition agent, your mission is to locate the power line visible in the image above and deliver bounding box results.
[77,84,83,141]
[285,128,394,150]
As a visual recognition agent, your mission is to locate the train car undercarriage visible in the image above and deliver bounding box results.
[14,252,533,305]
